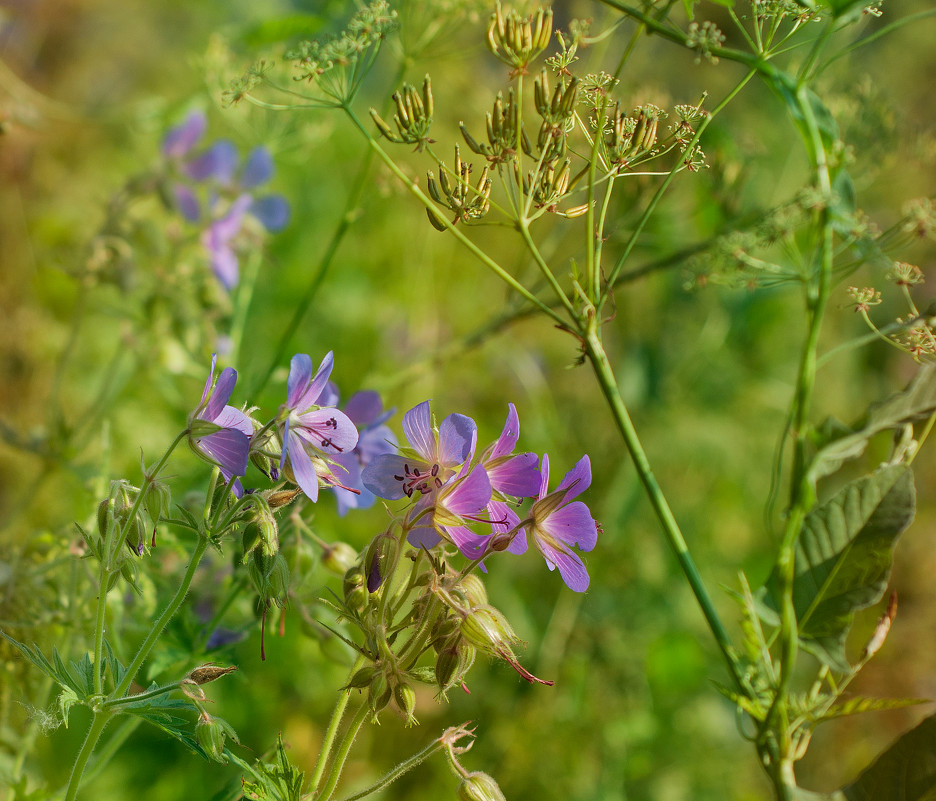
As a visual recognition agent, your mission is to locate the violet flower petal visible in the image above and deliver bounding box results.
[557,455,592,502]
[287,432,319,502]
[402,401,434,462]
[204,367,237,420]
[163,110,206,159]
[287,354,314,407]
[490,403,521,459]
[198,429,249,478]
[437,413,477,466]
[487,451,541,497]
[241,146,274,188]
[539,501,598,552]
[361,453,412,500]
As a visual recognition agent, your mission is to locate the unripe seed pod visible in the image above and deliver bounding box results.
[343,566,368,613]
[368,670,392,713]
[321,541,357,576]
[394,682,417,726]
[458,771,507,801]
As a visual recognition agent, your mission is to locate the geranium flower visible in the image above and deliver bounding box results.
[481,403,541,553]
[161,112,290,290]
[327,390,398,516]
[521,454,599,592]
[188,354,253,494]
[279,353,358,502]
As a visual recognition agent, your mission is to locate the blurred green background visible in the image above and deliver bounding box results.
[2,1,936,799]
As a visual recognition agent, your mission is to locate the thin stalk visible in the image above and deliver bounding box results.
[63,711,112,801]
[315,700,370,801]
[113,535,210,698]
[581,326,746,693]
[334,733,448,801]
[102,681,181,710]
[308,654,366,797]
[228,249,263,369]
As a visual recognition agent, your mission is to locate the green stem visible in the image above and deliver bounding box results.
[308,655,366,797]
[113,535,210,698]
[581,326,746,692]
[102,681,181,709]
[315,701,370,801]
[77,715,141,789]
[228,249,263,369]
[63,711,113,801]
[339,104,567,328]
[334,734,447,801]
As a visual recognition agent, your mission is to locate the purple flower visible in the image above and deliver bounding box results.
[521,454,599,592]
[481,404,541,552]
[189,355,253,494]
[328,390,398,516]
[362,400,476,501]
[279,353,359,502]
[161,112,290,290]
[362,401,493,558]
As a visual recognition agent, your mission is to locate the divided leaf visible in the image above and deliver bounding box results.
[760,465,915,671]
[843,713,936,800]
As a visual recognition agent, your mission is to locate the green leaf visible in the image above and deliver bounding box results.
[811,365,936,482]
[843,713,936,800]
[816,695,930,722]
[760,465,915,671]
[241,734,304,801]
[58,687,80,728]
[122,703,209,760]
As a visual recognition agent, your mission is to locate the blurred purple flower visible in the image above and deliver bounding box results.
[188,354,253,495]
[279,353,358,503]
[328,390,398,516]
[162,111,290,290]
[521,454,599,592]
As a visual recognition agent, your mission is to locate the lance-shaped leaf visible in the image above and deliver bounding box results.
[760,464,915,671]
[810,364,936,482]
[843,713,936,800]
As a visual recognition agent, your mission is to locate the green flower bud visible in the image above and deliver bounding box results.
[460,605,520,659]
[368,670,392,713]
[143,480,171,525]
[195,714,239,764]
[458,575,488,608]
[344,665,378,690]
[457,771,506,801]
[322,541,358,576]
[343,566,369,614]
[394,682,418,726]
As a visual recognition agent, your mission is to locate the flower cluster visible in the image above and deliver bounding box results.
[162,110,290,290]
[362,401,600,591]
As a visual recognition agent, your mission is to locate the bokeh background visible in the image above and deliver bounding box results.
[2,1,936,799]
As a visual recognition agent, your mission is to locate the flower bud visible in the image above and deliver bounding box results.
[460,605,520,658]
[394,681,418,726]
[365,532,399,593]
[368,670,392,713]
[458,575,488,608]
[457,772,506,801]
[343,566,369,614]
[344,665,378,690]
[187,663,237,685]
[195,714,239,764]
[143,480,172,525]
[322,541,358,575]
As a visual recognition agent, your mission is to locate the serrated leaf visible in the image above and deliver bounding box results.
[843,713,936,800]
[712,680,768,720]
[0,630,78,694]
[241,734,304,801]
[760,465,915,671]
[811,365,936,482]
[817,695,930,722]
